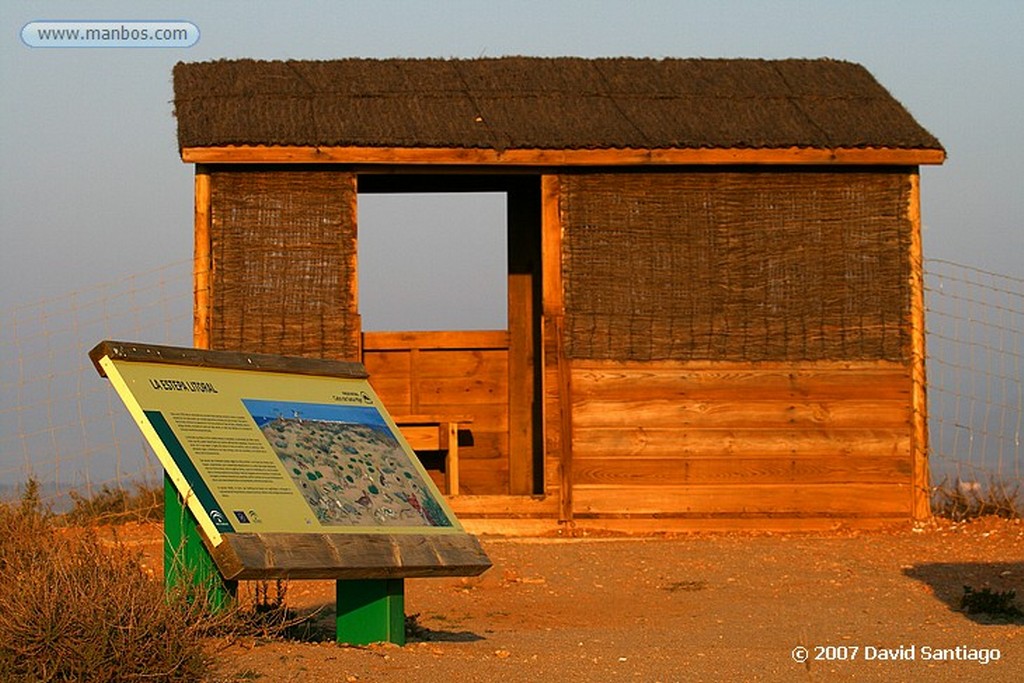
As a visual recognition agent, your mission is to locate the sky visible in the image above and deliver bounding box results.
[0,1,1021,489]
[1,1,1022,316]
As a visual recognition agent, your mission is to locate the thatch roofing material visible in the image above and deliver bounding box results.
[173,57,942,152]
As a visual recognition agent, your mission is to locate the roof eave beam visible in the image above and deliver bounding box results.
[180,145,946,166]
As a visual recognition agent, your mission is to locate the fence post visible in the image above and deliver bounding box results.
[908,172,932,521]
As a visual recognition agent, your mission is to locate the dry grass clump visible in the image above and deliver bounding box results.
[64,481,164,525]
[932,476,1022,521]
[0,480,220,682]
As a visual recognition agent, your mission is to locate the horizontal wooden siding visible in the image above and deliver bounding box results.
[568,360,913,520]
[363,331,510,494]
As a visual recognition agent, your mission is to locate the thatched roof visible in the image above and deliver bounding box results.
[173,57,942,152]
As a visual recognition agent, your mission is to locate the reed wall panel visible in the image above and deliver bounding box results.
[209,169,359,359]
[560,171,912,362]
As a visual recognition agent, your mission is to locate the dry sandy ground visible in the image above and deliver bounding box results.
[117,518,1023,682]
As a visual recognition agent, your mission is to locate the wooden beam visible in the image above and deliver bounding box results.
[907,171,931,521]
[193,168,211,350]
[573,483,911,517]
[572,429,911,461]
[182,145,946,167]
[89,340,368,379]
[571,359,911,401]
[209,531,492,581]
[447,494,559,518]
[573,397,910,430]
[573,456,913,487]
[362,330,510,351]
[566,517,909,535]
[461,514,909,536]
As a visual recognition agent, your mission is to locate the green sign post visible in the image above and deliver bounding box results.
[163,473,237,612]
[90,341,490,645]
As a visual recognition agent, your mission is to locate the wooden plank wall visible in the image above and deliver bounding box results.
[563,360,914,523]
[362,331,510,494]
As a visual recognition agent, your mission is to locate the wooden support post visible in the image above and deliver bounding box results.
[540,176,563,331]
[409,348,421,414]
[347,173,362,361]
[335,579,405,645]
[394,415,470,496]
[554,316,574,526]
[907,171,931,521]
[163,473,236,611]
[508,268,535,495]
[507,181,541,496]
[541,176,573,525]
[443,420,460,496]
[193,168,212,351]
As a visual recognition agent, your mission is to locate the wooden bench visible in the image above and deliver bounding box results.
[393,415,472,496]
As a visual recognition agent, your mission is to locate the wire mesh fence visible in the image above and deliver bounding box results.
[924,259,1022,513]
[1,258,1021,512]
[0,260,193,509]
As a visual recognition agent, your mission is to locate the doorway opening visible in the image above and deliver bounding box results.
[357,192,507,332]
[356,176,543,496]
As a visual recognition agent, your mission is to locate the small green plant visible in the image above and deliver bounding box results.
[932,476,1022,521]
[961,585,1023,619]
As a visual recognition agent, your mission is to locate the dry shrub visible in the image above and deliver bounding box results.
[932,476,1022,521]
[0,480,221,682]
[64,482,164,525]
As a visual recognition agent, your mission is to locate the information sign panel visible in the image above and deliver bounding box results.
[90,342,461,547]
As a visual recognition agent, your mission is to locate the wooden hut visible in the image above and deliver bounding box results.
[173,57,944,532]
